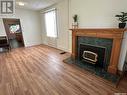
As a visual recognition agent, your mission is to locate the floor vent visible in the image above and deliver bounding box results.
[60,52,66,55]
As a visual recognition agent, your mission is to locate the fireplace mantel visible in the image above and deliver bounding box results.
[70,28,127,74]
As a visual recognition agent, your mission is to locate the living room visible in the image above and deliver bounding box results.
[0,0,127,95]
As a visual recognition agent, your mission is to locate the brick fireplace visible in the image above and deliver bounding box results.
[70,28,127,74]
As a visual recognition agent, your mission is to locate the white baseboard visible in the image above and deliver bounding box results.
[57,46,69,52]
[25,42,42,47]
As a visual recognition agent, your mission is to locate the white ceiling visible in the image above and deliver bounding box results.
[16,0,62,11]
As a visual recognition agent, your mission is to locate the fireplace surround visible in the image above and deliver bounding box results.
[70,28,127,74]
[78,36,113,70]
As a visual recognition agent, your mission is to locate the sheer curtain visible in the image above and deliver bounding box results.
[44,9,57,47]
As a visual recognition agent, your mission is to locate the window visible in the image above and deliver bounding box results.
[9,24,20,33]
[44,9,57,38]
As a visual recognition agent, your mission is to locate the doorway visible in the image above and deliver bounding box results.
[3,18,24,49]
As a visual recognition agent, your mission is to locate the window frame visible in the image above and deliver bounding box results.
[44,8,58,38]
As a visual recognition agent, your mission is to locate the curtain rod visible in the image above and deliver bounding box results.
[40,8,56,14]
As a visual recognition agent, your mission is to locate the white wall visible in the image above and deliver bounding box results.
[118,32,127,71]
[69,0,127,28]
[0,19,6,36]
[40,0,69,51]
[0,8,42,47]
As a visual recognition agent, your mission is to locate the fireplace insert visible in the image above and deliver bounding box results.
[79,44,106,68]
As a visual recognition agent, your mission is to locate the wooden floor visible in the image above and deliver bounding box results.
[0,45,127,95]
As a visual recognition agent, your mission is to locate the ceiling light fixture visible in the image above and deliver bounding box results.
[18,2,25,6]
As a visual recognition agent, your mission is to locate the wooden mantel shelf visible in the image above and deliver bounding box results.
[70,28,127,38]
[70,28,127,74]
[70,28,127,31]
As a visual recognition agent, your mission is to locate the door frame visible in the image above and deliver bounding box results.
[3,18,25,47]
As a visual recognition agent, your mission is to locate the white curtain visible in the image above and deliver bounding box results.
[44,9,57,48]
